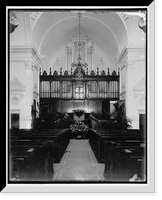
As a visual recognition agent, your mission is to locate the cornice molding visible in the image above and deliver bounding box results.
[10,45,43,68]
[117,44,146,67]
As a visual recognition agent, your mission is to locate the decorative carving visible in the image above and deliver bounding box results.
[73,42,86,63]
[87,42,94,55]
[65,42,72,55]
[90,70,95,76]
[86,68,89,75]
[24,60,34,70]
[60,67,62,75]
[101,70,106,76]
[121,83,126,92]
[66,46,72,55]
[33,83,38,93]
[64,70,69,76]
[87,47,92,55]
[117,12,130,30]
[112,70,117,76]
[53,57,62,71]
[10,11,19,33]
[49,68,52,75]
[107,68,110,75]
[10,77,25,92]
[29,12,43,30]
[134,76,145,92]
[120,91,126,100]
[33,83,39,100]
[42,70,47,76]
[97,67,99,75]
[11,96,19,105]
[53,70,58,76]
[74,41,85,51]
[97,57,106,69]
[10,77,25,105]
[133,77,146,108]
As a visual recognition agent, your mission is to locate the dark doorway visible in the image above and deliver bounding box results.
[139,114,146,132]
[11,113,20,129]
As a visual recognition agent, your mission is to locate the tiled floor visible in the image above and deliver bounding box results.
[53,139,105,182]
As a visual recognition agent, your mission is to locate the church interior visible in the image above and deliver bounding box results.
[9,9,146,182]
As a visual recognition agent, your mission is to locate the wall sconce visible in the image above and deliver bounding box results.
[9,10,19,33]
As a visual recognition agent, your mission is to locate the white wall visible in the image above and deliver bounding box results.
[46,39,114,75]
[117,44,146,129]
[10,47,42,129]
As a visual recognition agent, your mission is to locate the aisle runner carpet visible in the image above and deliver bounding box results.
[53,139,104,181]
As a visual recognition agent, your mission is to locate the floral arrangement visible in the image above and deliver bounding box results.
[69,121,89,134]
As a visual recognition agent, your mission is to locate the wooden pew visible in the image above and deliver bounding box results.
[10,142,54,181]
[103,136,145,182]
[11,135,59,163]
[88,129,146,181]
[11,128,70,163]
[89,129,145,163]
[38,129,70,162]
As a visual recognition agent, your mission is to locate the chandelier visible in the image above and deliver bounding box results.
[71,12,88,77]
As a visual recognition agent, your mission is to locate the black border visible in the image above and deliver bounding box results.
[3,4,157,194]
[8,8,148,184]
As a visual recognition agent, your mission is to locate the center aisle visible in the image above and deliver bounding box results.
[53,139,105,182]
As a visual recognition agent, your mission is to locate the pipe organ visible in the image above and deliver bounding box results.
[40,68,119,113]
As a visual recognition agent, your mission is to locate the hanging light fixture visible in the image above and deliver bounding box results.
[71,11,88,77]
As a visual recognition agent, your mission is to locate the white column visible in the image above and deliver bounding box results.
[20,60,34,129]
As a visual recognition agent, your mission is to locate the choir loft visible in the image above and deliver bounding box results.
[9,9,146,182]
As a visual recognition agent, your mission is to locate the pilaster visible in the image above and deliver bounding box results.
[10,45,43,129]
[117,45,146,129]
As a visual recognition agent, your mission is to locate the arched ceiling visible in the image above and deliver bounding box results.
[31,11,128,70]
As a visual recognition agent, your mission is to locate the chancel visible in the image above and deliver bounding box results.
[9,9,146,182]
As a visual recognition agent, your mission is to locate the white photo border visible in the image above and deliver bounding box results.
[4,3,155,193]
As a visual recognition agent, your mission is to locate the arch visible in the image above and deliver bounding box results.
[37,14,122,54]
[32,11,128,72]
[32,11,127,53]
